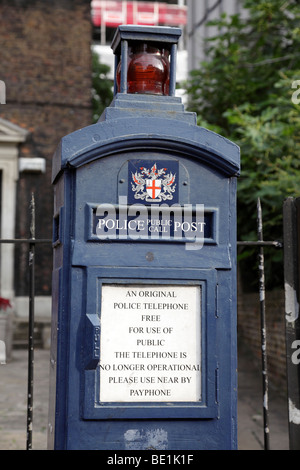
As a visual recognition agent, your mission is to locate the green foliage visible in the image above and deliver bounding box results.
[185,0,300,289]
[92,51,114,123]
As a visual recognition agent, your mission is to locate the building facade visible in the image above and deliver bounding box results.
[187,0,241,71]
[0,0,92,342]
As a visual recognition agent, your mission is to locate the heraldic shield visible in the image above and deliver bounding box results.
[128,160,179,205]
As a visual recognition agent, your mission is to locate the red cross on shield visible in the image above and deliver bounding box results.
[146,179,162,199]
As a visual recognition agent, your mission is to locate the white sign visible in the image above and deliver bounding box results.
[99,284,201,402]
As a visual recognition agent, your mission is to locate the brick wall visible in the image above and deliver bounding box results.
[0,0,93,295]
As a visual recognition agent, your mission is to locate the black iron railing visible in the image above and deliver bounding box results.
[0,196,287,450]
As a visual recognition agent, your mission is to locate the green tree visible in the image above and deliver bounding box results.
[92,51,114,123]
[186,0,300,289]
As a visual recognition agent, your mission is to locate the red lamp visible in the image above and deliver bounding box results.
[112,26,181,97]
[116,43,170,95]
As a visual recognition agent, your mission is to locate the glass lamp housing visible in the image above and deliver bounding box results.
[111,26,182,97]
[116,42,170,96]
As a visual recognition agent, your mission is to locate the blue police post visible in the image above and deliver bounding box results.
[48,25,240,451]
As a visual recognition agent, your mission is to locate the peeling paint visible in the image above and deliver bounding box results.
[259,289,265,302]
[285,282,299,323]
[289,399,300,425]
[264,391,269,411]
[0,340,5,364]
[124,428,168,450]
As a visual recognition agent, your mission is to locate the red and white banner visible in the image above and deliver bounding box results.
[91,1,187,28]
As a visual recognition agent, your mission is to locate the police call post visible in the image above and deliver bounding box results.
[95,200,206,251]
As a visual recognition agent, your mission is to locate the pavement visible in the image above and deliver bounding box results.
[0,345,290,451]
[237,344,289,450]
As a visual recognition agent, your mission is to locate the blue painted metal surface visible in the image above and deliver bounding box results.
[48,26,240,451]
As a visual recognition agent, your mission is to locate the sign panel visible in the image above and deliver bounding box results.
[99,284,201,403]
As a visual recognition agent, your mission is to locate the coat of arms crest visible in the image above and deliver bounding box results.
[131,163,177,203]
